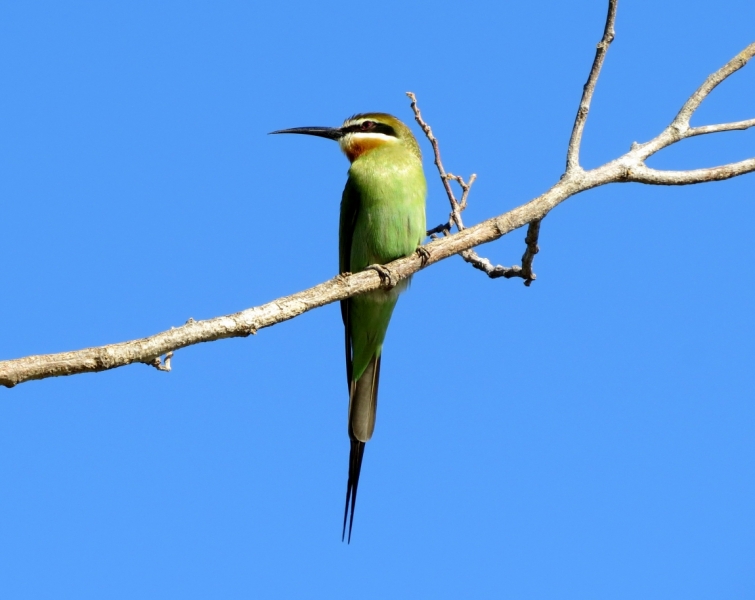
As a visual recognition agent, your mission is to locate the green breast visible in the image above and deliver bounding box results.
[346,145,427,273]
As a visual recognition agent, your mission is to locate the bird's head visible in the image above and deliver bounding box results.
[270,113,421,163]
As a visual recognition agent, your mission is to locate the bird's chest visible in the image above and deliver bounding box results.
[350,170,425,270]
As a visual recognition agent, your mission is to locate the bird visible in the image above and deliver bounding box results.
[271,113,427,542]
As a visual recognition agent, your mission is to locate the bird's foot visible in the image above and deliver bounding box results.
[415,246,430,266]
[366,264,397,289]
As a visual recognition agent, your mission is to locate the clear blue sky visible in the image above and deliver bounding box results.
[1,1,753,598]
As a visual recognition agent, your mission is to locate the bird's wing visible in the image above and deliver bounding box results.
[339,176,371,543]
[339,177,360,388]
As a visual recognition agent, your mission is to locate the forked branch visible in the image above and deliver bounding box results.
[1,2,753,389]
[412,0,619,284]
[408,95,528,281]
[566,0,618,173]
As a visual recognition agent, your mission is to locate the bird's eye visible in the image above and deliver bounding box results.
[360,121,375,131]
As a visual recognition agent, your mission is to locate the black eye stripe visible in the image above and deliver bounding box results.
[342,122,397,137]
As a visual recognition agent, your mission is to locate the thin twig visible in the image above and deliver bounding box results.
[426,222,451,238]
[627,159,755,185]
[147,351,174,372]
[520,220,541,286]
[407,92,527,280]
[688,118,755,137]
[408,94,541,285]
[458,250,525,280]
[447,173,477,218]
[565,0,618,173]
[406,92,464,230]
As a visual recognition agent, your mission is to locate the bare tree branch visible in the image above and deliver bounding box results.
[566,0,618,173]
[408,94,524,281]
[457,225,540,284]
[634,41,755,160]
[688,118,755,137]
[456,249,522,280]
[1,7,752,389]
[415,0,619,284]
[673,44,755,128]
[520,220,541,286]
[407,91,470,234]
[627,159,755,185]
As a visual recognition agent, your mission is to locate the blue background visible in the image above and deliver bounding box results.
[1,1,754,597]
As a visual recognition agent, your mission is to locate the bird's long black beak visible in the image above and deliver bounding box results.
[269,126,343,140]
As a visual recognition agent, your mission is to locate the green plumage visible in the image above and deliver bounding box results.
[339,117,426,541]
[340,142,427,382]
[270,112,426,542]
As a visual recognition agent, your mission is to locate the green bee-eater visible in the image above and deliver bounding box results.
[272,113,427,542]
